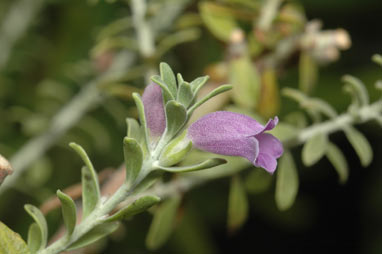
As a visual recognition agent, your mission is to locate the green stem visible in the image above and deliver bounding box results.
[38,178,133,254]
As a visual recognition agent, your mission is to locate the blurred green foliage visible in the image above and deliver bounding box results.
[0,0,381,253]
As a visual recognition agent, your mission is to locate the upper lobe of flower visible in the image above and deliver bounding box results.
[187,111,283,173]
[142,83,166,137]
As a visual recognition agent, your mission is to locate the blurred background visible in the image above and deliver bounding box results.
[0,0,381,253]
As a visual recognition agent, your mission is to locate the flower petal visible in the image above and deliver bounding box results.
[188,111,266,139]
[191,135,259,163]
[142,83,166,137]
[254,153,277,173]
[256,133,283,158]
[254,133,283,173]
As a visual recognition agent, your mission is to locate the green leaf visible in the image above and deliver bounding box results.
[67,222,119,250]
[344,126,373,167]
[257,68,280,118]
[229,56,260,110]
[177,81,194,108]
[24,205,48,250]
[244,168,273,194]
[69,143,101,214]
[81,166,100,219]
[159,130,192,167]
[123,137,143,186]
[146,195,181,250]
[177,73,184,84]
[126,117,141,140]
[157,158,227,173]
[187,84,232,114]
[326,142,349,184]
[151,75,175,102]
[132,93,150,151]
[275,151,299,211]
[164,101,187,140]
[0,221,30,254]
[342,75,369,106]
[106,195,161,222]
[190,75,209,94]
[57,190,77,236]
[299,51,318,94]
[199,2,238,41]
[69,143,99,183]
[27,223,41,254]
[227,176,248,231]
[302,133,328,166]
[160,62,177,98]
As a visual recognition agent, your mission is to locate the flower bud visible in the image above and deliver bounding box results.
[159,131,192,167]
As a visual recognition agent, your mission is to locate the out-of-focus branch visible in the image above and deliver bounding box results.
[0,51,136,195]
[131,0,156,82]
[0,0,45,70]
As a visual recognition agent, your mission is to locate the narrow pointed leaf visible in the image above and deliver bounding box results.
[69,144,101,212]
[157,158,226,173]
[177,81,194,108]
[69,143,97,176]
[342,75,369,106]
[106,195,161,222]
[177,73,184,84]
[326,143,349,184]
[190,75,209,94]
[0,221,30,254]
[132,93,150,151]
[123,137,143,186]
[227,176,248,232]
[27,223,40,254]
[344,126,373,167]
[126,117,141,140]
[164,101,187,140]
[302,133,328,166]
[57,190,77,236]
[188,85,232,114]
[67,222,119,250]
[244,168,272,194]
[146,195,181,250]
[151,75,175,102]
[81,166,100,219]
[275,151,299,211]
[160,62,177,97]
[24,205,48,250]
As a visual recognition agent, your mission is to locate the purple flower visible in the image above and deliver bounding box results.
[142,83,166,138]
[187,111,283,173]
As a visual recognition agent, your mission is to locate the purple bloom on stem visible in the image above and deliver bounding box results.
[142,83,166,137]
[187,111,283,173]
